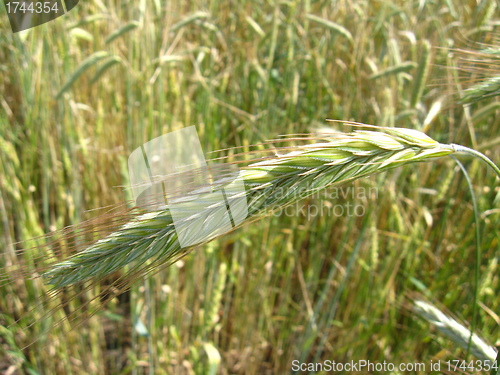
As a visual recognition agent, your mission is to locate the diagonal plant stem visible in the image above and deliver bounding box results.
[453,157,482,363]
[450,144,500,178]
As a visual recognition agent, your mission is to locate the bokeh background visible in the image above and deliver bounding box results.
[0,0,499,374]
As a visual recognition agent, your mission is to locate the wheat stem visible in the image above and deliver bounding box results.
[451,144,500,178]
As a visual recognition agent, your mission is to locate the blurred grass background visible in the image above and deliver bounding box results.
[0,0,499,374]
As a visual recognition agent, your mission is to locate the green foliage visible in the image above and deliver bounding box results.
[0,0,499,374]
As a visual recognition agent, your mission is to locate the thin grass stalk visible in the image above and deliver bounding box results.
[453,157,483,362]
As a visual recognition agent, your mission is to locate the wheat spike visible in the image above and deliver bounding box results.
[457,44,500,105]
[42,127,446,287]
[37,127,497,289]
[461,75,500,105]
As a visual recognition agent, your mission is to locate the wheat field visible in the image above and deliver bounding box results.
[0,0,499,374]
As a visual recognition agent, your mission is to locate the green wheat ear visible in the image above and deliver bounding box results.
[43,126,499,289]
[458,44,500,105]
[461,75,500,105]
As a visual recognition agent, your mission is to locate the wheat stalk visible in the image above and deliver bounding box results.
[40,126,499,290]
[413,299,498,362]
